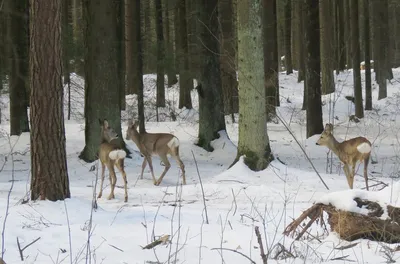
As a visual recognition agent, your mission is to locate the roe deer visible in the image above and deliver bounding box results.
[125,120,186,186]
[97,119,129,202]
[316,123,371,190]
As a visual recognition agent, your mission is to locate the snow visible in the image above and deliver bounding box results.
[0,68,400,263]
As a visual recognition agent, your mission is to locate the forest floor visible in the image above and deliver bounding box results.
[0,68,400,263]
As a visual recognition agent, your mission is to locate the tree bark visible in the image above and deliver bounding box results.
[9,0,30,135]
[164,0,178,86]
[305,0,323,138]
[263,0,279,119]
[351,0,364,118]
[197,0,226,152]
[297,1,305,83]
[320,0,335,95]
[117,0,126,110]
[233,0,273,171]
[177,0,193,109]
[155,0,165,107]
[284,0,293,74]
[134,0,145,133]
[364,0,372,111]
[79,0,129,162]
[219,0,239,116]
[125,0,138,95]
[30,0,70,201]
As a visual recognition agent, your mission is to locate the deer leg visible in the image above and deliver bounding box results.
[350,164,356,189]
[116,160,128,202]
[145,156,158,185]
[173,153,186,185]
[97,162,106,198]
[107,163,116,200]
[364,156,370,191]
[140,158,147,180]
[343,163,353,189]
[155,155,171,186]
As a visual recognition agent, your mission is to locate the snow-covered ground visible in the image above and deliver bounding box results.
[0,69,400,263]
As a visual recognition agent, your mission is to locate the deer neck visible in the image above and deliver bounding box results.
[326,135,342,157]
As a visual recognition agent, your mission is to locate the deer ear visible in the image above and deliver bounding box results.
[325,123,333,133]
[103,119,109,128]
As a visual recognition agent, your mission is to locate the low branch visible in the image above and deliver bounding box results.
[210,248,256,264]
[17,237,41,261]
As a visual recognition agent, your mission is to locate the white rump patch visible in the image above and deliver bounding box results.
[357,142,371,154]
[167,137,179,149]
[109,150,127,160]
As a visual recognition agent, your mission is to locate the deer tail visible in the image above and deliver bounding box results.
[357,142,371,154]
[167,137,180,149]
[109,149,127,160]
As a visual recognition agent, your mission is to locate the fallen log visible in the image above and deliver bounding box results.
[284,197,400,243]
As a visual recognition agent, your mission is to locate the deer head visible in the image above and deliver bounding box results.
[99,119,119,143]
[316,123,334,146]
[126,119,139,140]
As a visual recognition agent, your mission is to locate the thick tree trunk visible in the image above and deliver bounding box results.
[219,0,239,116]
[305,0,323,138]
[9,0,30,135]
[233,0,272,171]
[197,0,226,152]
[117,0,126,110]
[335,0,346,73]
[297,1,305,83]
[134,0,145,133]
[320,0,335,95]
[155,0,165,107]
[364,0,372,111]
[177,0,193,110]
[30,0,70,201]
[263,0,279,119]
[284,0,293,74]
[164,0,178,86]
[351,0,364,118]
[125,0,138,95]
[79,0,128,162]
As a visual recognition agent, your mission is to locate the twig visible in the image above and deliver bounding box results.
[17,237,41,261]
[210,248,256,264]
[108,244,124,252]
[63,200,73,264]
[191,150,209,224]
[276,113,330,190]
[254,226,268,264]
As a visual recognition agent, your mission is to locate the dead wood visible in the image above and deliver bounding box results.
[284,198,400,243]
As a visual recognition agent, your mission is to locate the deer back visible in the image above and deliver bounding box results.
[339,137,371,164]
[141,132,175,155]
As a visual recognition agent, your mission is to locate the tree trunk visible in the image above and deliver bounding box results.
[79,0,129,162]
[297,1,305,83]
[344,0,351,69]
[164,0,178,86]
[9,0,30,135]
[305,0,323,138]
[30,0,70,201]
[0,5,7,91]
[197,0,226,152]
[263,0,279,119]
[284,0,293,74]
[320,0,335,95]
[233,0,273,171]
[125,0,138,95]
[117,0,126,110]
[364,0,372,111]
[219,0,239,116]
[335,0,346,73]
[134,0,145,133]
[177,0,193,109]
[155,0,165,107]
[71,0,84,75]
[351,0,364,118]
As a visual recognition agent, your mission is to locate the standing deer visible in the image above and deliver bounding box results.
[125,120,186,186]
[316,123,371,190]
[97,119,129,202]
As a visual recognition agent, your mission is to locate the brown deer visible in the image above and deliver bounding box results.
[316,123,371,191]
[97,119,129,202]
[125,119,186,186]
